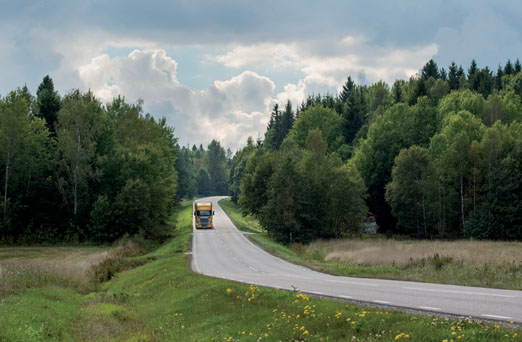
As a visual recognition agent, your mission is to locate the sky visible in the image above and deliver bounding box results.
[2,0,522,150]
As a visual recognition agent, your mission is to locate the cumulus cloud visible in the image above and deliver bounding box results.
[211,37,438,107]
[77,49,273,150]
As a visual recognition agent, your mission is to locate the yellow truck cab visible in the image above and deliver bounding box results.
[194,202,214,229]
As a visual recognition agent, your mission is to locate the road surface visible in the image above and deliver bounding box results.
[191,196,522,323]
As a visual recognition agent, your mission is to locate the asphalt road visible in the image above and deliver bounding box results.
[192,196,522,323]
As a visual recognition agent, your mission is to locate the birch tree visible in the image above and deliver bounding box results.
[56,90,102,217]
[0,92,30,238]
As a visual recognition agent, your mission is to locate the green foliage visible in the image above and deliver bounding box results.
[239,149,274,217]
[205,139,228,195]
[386,146,437,238]
[289,105,344,152]
[33,75,61,133]
[264,102,295,151]
[241,129,367,243]
[56,90,104,218]
[196,168,212,196]
[229,137,256,203]
[237,59,522,240]
[0,79,179,244]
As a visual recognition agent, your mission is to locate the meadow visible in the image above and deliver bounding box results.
[0,246,113,294]
[0,200,520,341]
[219,198,522,290]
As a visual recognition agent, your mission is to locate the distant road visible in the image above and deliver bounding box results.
[192,196,522,323]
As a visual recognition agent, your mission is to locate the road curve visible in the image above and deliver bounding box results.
[191,196,522,323]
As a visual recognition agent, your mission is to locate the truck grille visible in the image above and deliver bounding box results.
[200,217,210,226]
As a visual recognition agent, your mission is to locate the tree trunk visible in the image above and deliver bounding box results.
[473,169,476,213]
[73,168,78,216]
[460,173,465,228]
[4,147,10,216]
[25,157,34,197]
[442,183,446,236]
[73,120,81,216]
[3,147,10,241]
[422,191,427,239]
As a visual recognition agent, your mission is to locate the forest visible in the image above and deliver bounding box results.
[0,76,229,244]
[231,59,522,242]
[2,58,522,244]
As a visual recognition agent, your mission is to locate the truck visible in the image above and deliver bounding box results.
[194,202,215,229]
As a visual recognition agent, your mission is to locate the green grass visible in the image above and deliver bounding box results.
[0,199,520,341]
[218,198,263,233]
[218,199,522,291]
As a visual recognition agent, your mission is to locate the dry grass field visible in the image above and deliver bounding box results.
[0,246,113,293]
[286,238,522,289]
[307,239,522,267]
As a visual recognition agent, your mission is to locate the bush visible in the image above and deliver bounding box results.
[463,208,498,239]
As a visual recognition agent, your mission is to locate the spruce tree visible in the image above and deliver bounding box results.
[448,62,460,90]
[264,104,283,150]
[34,75,61,134]
[504,59,514,75]
[468,59,478,80]
[515,59,522,74]
[391,80,404,103]
[339,76,355,103]
[421,59,439,79]
[409,78,427,105]
[495,65,504,90]
[439,67,448,81]
[280,101,295,140]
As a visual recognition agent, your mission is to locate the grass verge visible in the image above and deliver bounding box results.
[218,198,263,233]
[218,198,522,291]
[1,200,520,341]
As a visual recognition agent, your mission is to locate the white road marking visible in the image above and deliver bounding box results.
[328,280,379,287]
[373,300,390,304]
[403,287,515,298]
[481,314,512,320]
[419,306,441,311]
[339,295,353,299]
[248,266,259,272]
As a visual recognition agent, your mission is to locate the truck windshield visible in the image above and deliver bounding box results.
[197,210,211,216]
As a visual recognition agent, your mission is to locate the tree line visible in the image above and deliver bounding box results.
[175,140,230,200]
[0,76,178,243]
[230,59,522,242]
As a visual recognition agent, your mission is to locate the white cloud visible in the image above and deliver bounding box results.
[77,49,273,150]
[212,42,300,69]
[211,36,438,107]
